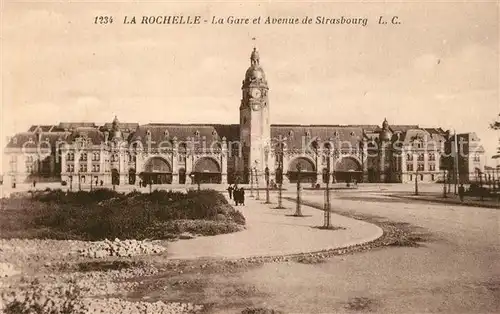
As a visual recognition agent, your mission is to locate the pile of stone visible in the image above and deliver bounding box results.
[81,298,203,314]
[0,280,203,314]
[77,238,167,258]
[0,263,20,278]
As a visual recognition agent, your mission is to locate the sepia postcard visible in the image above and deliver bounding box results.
[0,1,499,313]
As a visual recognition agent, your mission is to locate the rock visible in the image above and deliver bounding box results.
[179,232,196,240]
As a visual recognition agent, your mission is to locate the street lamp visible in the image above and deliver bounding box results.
[265,166,271,204]
[414,169,419,196]
[250,167,254,198]
[190,173,200,191]
[294,163,304,216]
[276,164,285,209]
[443,169,447,198]
[69,175,73,192]
[324,160,332,228]
[254,160,260,200]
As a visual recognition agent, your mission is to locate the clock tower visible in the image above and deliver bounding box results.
[240,47,270,180]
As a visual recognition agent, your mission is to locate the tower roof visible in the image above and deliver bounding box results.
[243,47,267,88]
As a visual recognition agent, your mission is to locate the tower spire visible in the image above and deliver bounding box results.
[250,38,259,66]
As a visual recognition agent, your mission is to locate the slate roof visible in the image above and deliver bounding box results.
[28,125,56,132]
[102,122,139,132]
[5,132,70,149]
[58,122,96,130]
[66,127,106,145]
[129,124,240,146]
[270,125,365,150]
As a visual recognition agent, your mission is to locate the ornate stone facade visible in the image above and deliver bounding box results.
[2,48,486,186]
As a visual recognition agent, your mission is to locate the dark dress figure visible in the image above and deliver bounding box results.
[240,188,245,205]
[33,180,36,188]
[227,185,234,200]
[100,180,103,186]
[458,184,465,202]
[234,188,240,205]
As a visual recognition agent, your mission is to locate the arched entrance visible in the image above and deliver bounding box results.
[111,169,120,185]
[334,157,362,183]
[179,168,186,184]
[193,157,221,184]
[141,157,172,184]
[287,157,316,183]
[128,168,136,185]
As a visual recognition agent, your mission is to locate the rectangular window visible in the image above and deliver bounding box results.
[407,164,413,171]
[417,163,424,171]
[79,164,87,173]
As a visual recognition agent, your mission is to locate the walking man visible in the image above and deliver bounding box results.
[458,184,465,202]
[227,185,234,200]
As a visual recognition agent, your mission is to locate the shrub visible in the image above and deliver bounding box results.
[2,189,245,240]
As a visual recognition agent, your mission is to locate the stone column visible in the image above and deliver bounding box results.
[221,137,228,181]
[172,138,179,184]
[379,143,386,183]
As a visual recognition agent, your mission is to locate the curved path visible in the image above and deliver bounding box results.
[167,195,382,259]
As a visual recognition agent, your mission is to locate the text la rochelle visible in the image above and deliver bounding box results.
[123,15,202,24]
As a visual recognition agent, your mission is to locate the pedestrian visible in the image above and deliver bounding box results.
[240,187,245,205]
[227,185,234,200]
[100,180,103,186]
[234,187,240,206]
[33,180,36,188]
[458,184,465,202]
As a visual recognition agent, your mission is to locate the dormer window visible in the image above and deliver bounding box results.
[350,132,355,136]
[13,137,17,144]
[146,130,151,137]
[334,131,339,137]
[305,131,311,137]
[212,130,217,136]
[28,137,33,143]
[194,130,200,137]
[289,130,294,137]
[164,130,169,138]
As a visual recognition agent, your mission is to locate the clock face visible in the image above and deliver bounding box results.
[251,103,260,111]
[251,89,262,99]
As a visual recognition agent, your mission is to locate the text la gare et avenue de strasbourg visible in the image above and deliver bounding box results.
[95,15,401,26]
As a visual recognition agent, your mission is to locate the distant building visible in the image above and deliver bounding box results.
[2,48,486,186]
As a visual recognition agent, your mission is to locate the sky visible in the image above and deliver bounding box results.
[1,0,499,171]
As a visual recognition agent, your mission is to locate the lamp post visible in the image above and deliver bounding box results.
[294,163,303,216]
[265,166,270,204]
[276,165,285,209]
[324,160,331,228]
[250,167,254,198]
[69,175,73,192]
[254,161,260,200]
[414,169,419,196]
[443,169,447,198]
[190,173,200,191]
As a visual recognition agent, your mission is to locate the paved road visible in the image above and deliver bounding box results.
[167,195,382,259]
[232,190,499,314]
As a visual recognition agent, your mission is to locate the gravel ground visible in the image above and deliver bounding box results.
[0,238,204,314]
